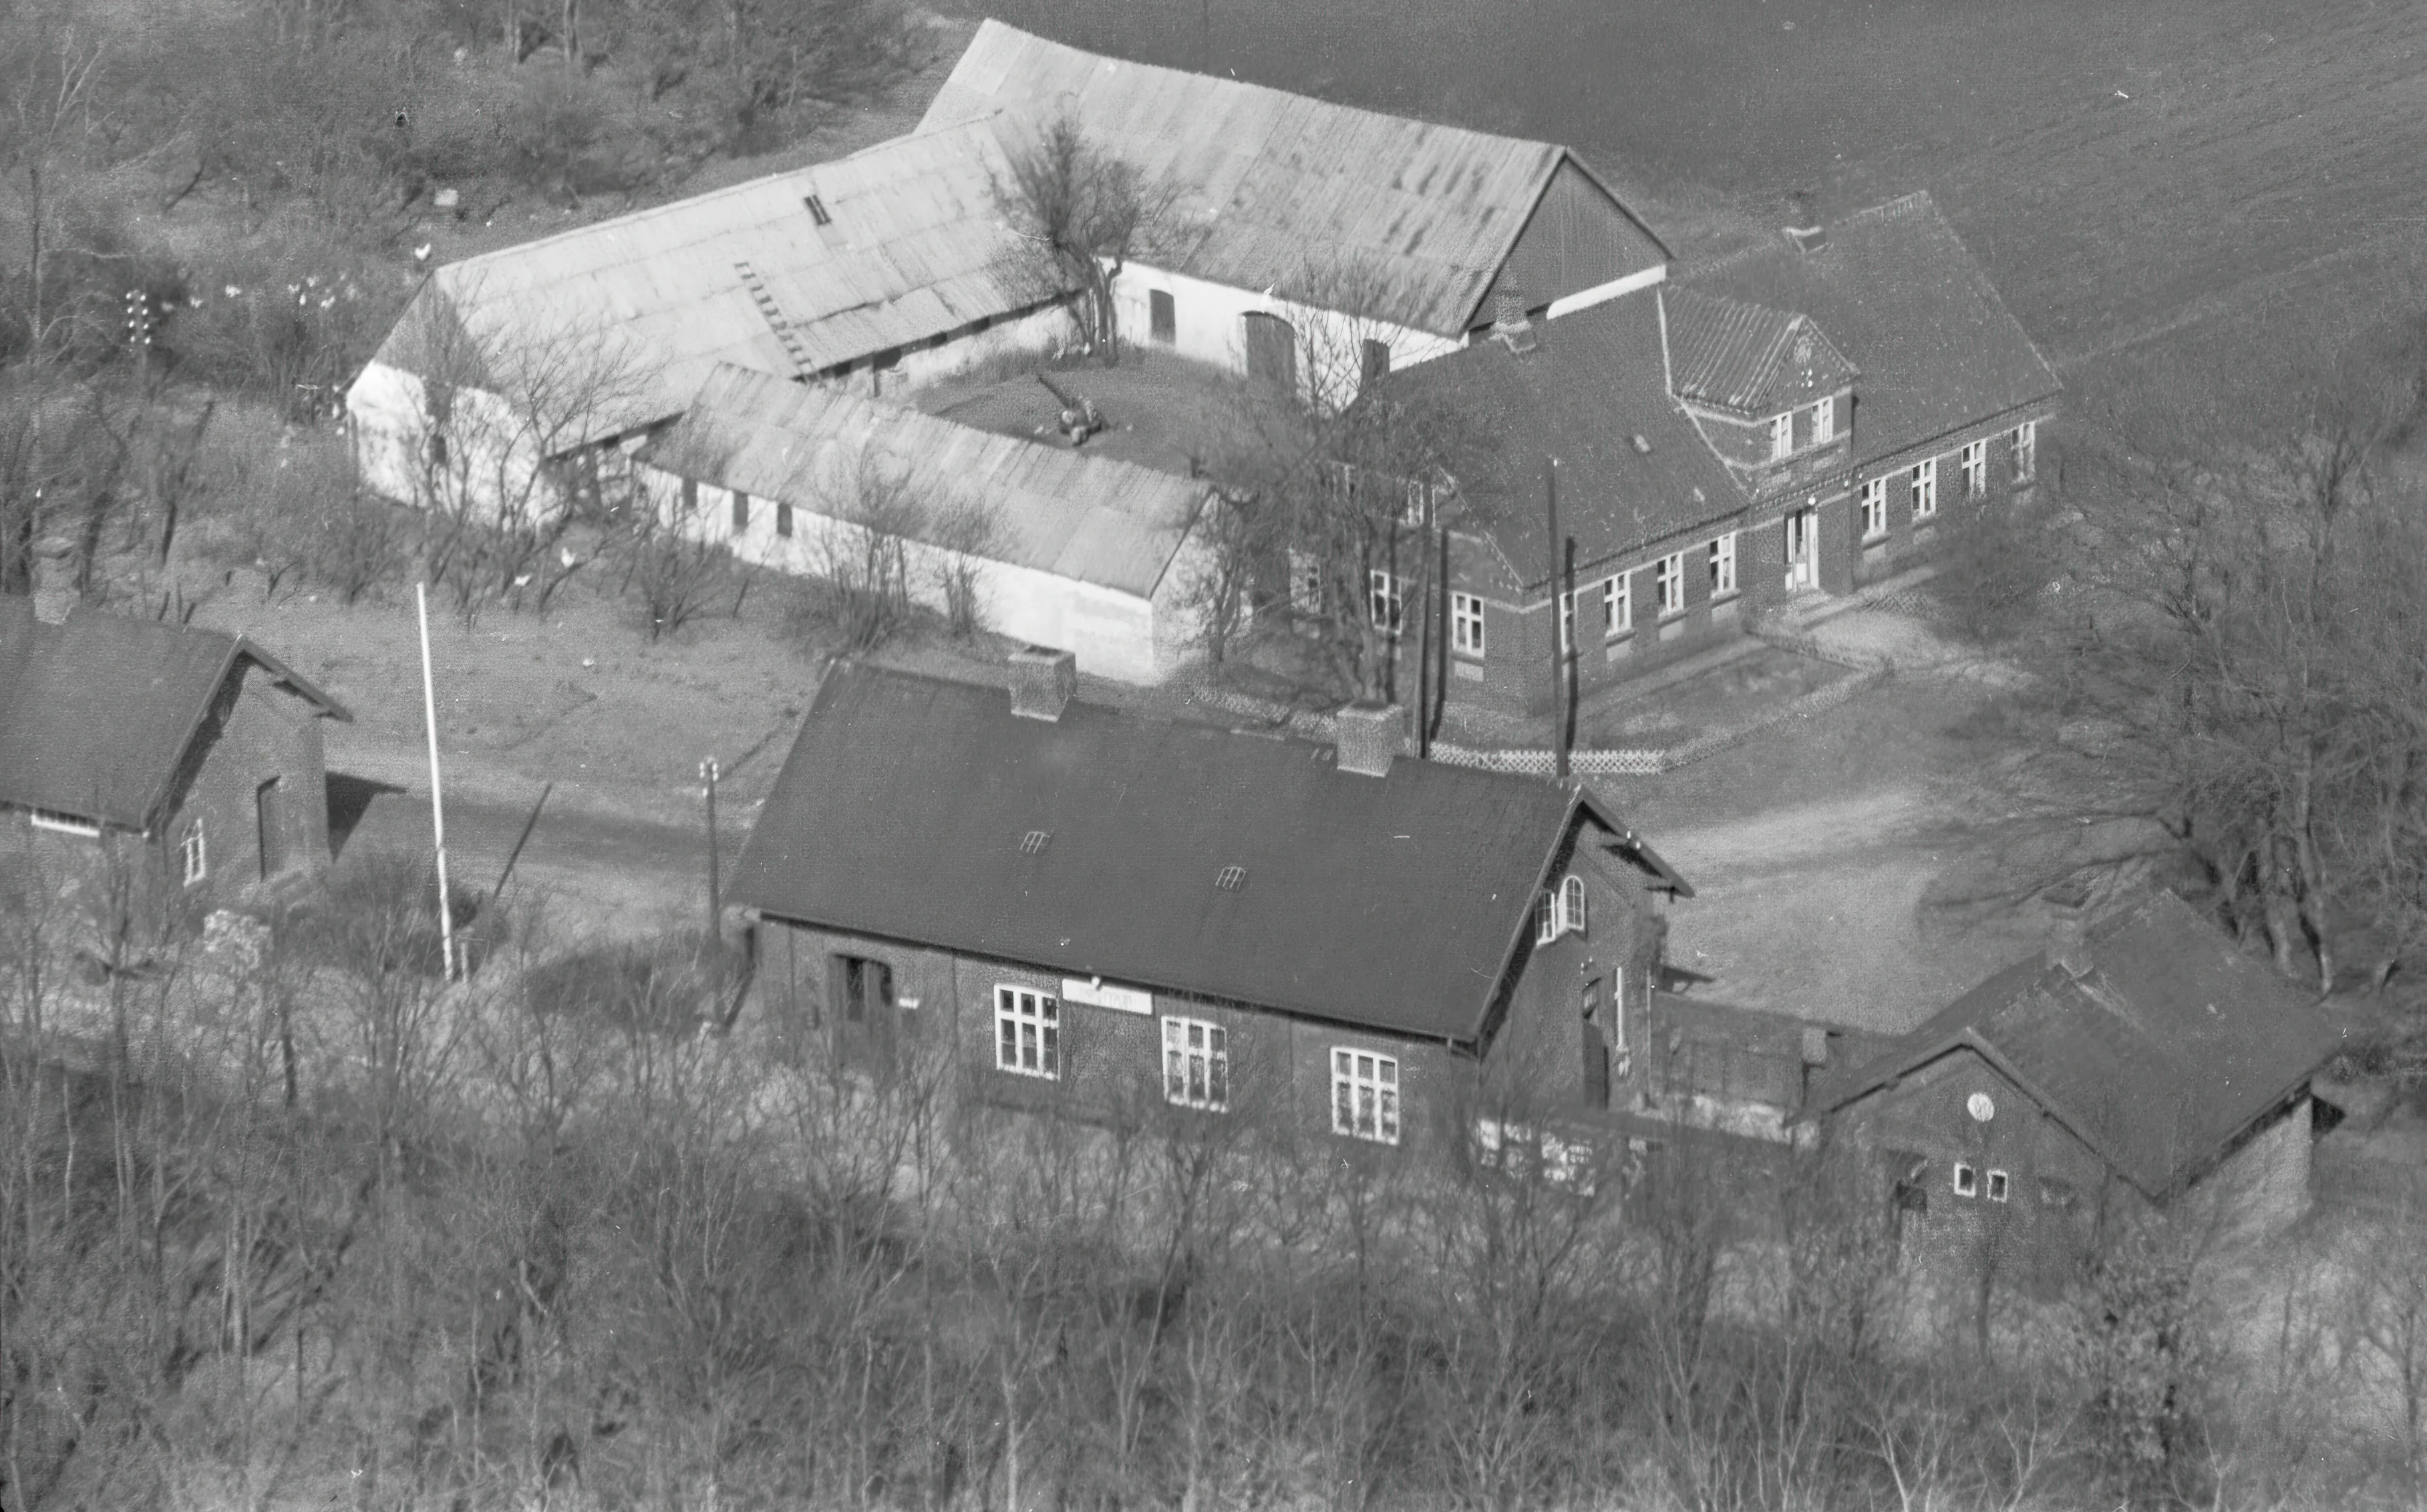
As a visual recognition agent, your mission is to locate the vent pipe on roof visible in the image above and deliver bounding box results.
[1009,645,1077,721]
[1334,701,1407,778]
[1784,224,1829,254]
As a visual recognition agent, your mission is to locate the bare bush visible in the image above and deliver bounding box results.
[930,496,1001,640]
[617,513,738,641]
[794,449,926,652]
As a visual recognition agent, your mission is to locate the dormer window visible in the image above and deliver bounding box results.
[1769,413,1794,460]
[1810,398,1835,445]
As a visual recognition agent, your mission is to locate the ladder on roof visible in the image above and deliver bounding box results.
[734,260,813,377]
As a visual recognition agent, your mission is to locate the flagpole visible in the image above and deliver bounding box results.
[417,582,457,982]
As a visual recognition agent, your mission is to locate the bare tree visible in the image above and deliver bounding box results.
[798,447,927,651]
[991,110,1175,366]
[930,496,1002,640]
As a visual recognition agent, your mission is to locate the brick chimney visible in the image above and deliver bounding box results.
[1334,701,1407,778]
[1491,287,1539,354]
[1008,645,1077,721]
[2042,878,2093,975]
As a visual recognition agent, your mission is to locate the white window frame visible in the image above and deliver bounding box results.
[1331,1048,1400,1144]
[1557,588,1576,655]
[1654,552,1686,616]
[1952,1161,1978,1198]
[1603,573,1631,637]
[1399,478,1429,528]
[1860,477,1889,540]
[1450,592,1486,656]
[1986,1168,2011,1203]
[1961,439,1988,500]
[1368,569,1403,636]
[1769,412,1794,460]
[180,820,207,888]
[2011,420,2038,484]
[1162,1015,1229,1111]
[1708,532,1737,597]
[1535,874,1586,943]
[994,985,1060,1079]
[1610,967,1629,1055]
[1911,457,1939,520]
[1810,397,1835,445]
[27,807,101,838]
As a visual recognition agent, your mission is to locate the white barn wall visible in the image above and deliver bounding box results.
[635,461,1204,686]
[345,361,567,522]
[1109,264,1464,405]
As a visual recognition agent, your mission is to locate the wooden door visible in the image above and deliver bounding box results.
[1243,312,1298,394]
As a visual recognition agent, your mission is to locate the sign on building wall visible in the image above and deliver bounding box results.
[1062,978,1154,1014]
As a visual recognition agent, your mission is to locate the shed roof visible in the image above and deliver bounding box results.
[1662,287,1856,416]
[637,364,1210,598]
[918,21,1663,337]
[1678,193,2060,463]
[0,602,350,833]
[1378,292,1745,585]
[732,661,1683,1044]
[1805,892,2342,1199]
[370,120,1045,434]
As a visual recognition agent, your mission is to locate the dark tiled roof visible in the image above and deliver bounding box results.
[1378,292,1746,588]
[1663,288,1854,415]
[0,603,349,831]
[1680,193,2060,464]
[1806,892,2341,1199]
[732,662,1682,1044]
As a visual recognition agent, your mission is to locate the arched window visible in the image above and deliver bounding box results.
[1561,874,1587,938]
[180,819,208,887]
[1536,875,1588,943]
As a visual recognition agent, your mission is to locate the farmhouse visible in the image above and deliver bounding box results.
[1371,192,2062,716]
[633,364,1220,684]
[731,654,1691,1155]
[346,118,1070,521]
[919,21,1671,404]
[1802,892,2343,1285]
[0,598,351,911]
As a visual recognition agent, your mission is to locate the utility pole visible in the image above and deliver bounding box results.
[417,582,457,982]
[701,757,721,950]
[1545,457,1567,784]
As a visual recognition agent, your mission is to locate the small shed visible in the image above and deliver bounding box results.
[635,365,1222,685]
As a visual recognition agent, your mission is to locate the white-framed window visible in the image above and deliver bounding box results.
[1811,397,1835,445]
[1331,1048,1400,1143]
[994,985,1060,1079]
[1952,1161,1978,1198]
[180,820,207,887]
[1399,478,1430,528]
[1610,967,1629,1055]
[27,808,101,838]
[1450,592,1486,656]
[1861,477,1889,540]
[1986,1169,2011,1203]
[1961,439,1988,500]
[1163,1016,1229,1111]
[2010,420,2038,484]
[1289,550,1323,614]
[1535,873,1586,943]
[1557,588,1576,654]
[1769,412,1794,460]
[1910,457,1939,520]
[1708,532,1737,596]
[1603,573,1631,636]
[1368,569,1403,635]
[1654,552,1686,616]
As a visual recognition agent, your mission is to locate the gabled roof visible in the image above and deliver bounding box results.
[637,364,1210,598]
[732,662,1683,1045]
[1805,892,2341,1199]
[1679,193,2059,463]
[1663,287,1856,415]
[367,120,1044,434]
[918,21,1663,337]
[0,602,350,833]
[1377,293,1745,586]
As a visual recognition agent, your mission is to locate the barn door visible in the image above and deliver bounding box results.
[256,777,286,880]
[1243,312,1298,394]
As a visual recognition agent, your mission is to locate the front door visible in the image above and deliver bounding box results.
[1782,506,1818,592]
[256,776,286,881]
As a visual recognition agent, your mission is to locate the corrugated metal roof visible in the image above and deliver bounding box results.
[1380,293,1746,585]
[1807,892,2341,1199]
[1680,193,2061,461]
[373,120,1048,432]
[1663,287,1854,415]
[0,604,349,831]
[637,365,1210,598]
[918,21,1588,337]
[733,661,1660,1043]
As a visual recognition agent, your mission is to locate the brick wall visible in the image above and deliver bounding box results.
[168,663,335,906]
